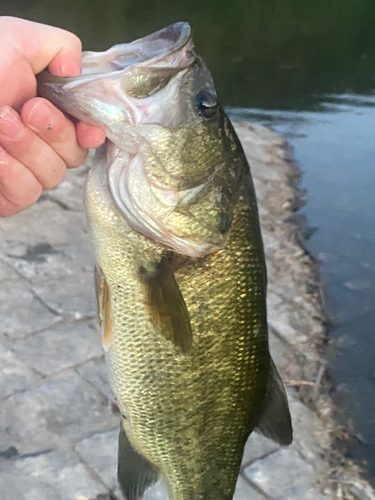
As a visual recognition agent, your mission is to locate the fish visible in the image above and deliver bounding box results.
[37,22,292,500]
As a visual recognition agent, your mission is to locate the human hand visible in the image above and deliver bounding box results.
[0,17,106,217]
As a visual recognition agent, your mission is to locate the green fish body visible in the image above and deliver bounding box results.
[38,22,292,500]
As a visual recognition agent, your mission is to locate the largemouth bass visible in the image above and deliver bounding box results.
[37,22,292,500]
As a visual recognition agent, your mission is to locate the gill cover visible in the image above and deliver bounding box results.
[38,23,245,257]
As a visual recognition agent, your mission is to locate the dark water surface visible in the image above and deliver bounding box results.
[2,0,375,108]
[1,0,375,481]
[228,100,375,478]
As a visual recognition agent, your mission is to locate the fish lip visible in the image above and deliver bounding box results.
[129,21,192,63]
[38,22,193,89]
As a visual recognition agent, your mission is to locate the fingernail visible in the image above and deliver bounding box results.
[52,56,81,77]
[0,107,24,138]
[28,100,55,131]
[58,61,81,77]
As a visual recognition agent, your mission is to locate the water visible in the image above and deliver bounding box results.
[1,0,375,480]
[228,100,375,476]
[2,0,375,108]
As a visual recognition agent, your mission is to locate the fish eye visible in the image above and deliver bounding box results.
[195,90,218,119]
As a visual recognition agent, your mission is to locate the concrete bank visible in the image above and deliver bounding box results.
[0,122,373,500]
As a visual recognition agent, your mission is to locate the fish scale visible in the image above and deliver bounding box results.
[38,21,292,500]
[86,160,269,500]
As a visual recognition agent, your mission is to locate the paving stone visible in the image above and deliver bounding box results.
[268,330,307,384]
[143,479,169,500]
[75,429,119,493]
[242,431,279,467]
[267,275,297,305]
[75,430,273,500]
[33,272,96,318]
[0,199,81,246]
[244,449,330,500]
[262,228,283,254]
[287,390,331,468]
[142,476,269,500]
[234,475,270,500]
[252,178,268,205]
[236,123,286,167]
[0,259,19,283]
[0,122,371,498]
[248,158,283,181]
[343,476,375,500]
[47,169,86,211]
[0,279,60,339]
[5,244,94,285]
[11,321,103,376]
[77,357,114,402]
[0,343,39,398]
[0,371,119,456]
[267,292,309,345]
[269,330,299,376]
[0,450,109,500]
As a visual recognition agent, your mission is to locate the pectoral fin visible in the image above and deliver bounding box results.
[118,425,159,500]
[255,359,293,446]
[94,265,112,351]
[140,253,193,355]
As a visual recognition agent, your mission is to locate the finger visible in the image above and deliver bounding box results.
[21,98,88,168]
[0,145,42,217]
[76,121,106,149]
[0,106,66,189]
[1,17,82,77]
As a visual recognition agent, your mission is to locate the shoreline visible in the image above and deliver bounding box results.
[0,122,373,499]
[234,121,375,500]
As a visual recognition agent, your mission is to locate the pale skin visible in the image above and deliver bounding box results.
[0,17,107,217]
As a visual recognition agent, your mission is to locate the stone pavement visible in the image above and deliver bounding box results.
[0,123,373,499]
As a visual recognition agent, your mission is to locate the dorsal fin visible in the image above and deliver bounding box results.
[255,359,293,446]
[118,425,159,500]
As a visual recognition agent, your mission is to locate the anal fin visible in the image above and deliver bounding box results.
[255,358,293,446]
[118,425,159,500]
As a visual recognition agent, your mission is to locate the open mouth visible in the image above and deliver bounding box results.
[80,22,193,77]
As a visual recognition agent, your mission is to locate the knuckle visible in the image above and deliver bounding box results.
[69,33,82,53]
[24,185,43,207]
[0,197,17,217]
[0,145,11,164]
[0,181,42,217]
[68,149,88,168]
[23,98,66,137]
[46,115,67,139]
[42,162,66,189]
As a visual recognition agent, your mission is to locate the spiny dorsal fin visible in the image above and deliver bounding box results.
[255,358,293,446]
[118,425,159,500]
[139,253,193,355]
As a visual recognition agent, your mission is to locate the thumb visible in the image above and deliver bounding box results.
[1,17,82,77]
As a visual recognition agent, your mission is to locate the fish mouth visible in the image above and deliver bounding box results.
[37,23,226,258]
[57,22,194,88]
[37,22,197,140]
[84,22,192,72]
